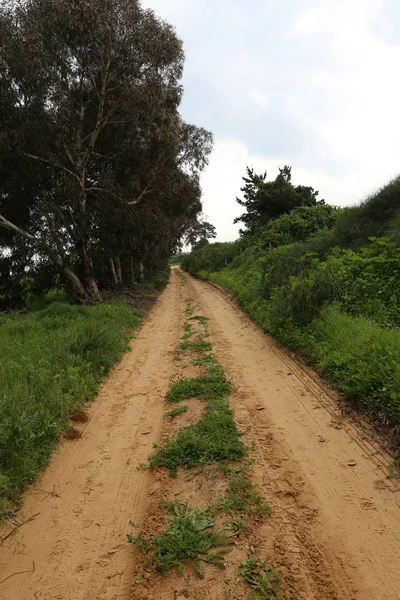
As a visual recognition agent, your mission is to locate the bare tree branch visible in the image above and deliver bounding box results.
[125,160,167,206]
[0,214,63,267]
[24,153,83,190]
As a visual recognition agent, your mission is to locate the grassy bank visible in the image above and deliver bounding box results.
[182,178,400,436]
[0,301,143,517]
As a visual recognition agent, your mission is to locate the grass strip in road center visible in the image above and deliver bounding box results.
[150,345,246,476]
[130,299,291,596]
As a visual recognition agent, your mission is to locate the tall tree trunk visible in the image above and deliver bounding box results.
[130,256,136,285]
[115,256,122,284]
[63,267,88,302]
[78,241,101,303]
[109,257,118,287]
[139,261,144,282]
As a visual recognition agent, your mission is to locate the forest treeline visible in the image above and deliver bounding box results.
[183,167,400,434]
[0,0,214,307]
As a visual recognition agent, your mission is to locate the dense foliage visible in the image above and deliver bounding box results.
[183,172,400,431]
[234,165,323,235]
[0,0,213,305]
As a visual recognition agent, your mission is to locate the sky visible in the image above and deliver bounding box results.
[141,0,400,242]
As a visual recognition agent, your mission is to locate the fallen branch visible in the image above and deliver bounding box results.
[0,561,35,585]
[38,486,62,500]
[1,512,41,545]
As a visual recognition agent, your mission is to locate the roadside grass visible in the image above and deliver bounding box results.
[128,501,231,578]
[183,241,400,433]
[0,301,143,517]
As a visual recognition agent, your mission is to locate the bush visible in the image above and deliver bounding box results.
[182,241,241,276]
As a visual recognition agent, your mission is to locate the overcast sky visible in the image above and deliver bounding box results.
[141,0,400,241]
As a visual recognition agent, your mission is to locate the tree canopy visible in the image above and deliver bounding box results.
[234,166,323,235]
[0,0,213,304]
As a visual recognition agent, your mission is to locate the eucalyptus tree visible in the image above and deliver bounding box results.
[0,0,212,302]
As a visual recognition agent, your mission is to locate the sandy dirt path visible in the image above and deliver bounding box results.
[186,274,400,600]
[1,270,400,600]
[0,271,184,600]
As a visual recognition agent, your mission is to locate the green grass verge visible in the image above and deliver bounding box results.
[183,238,400,430]
[0,301,142,516]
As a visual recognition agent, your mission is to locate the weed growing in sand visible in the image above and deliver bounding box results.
[166,372,231,403]
[166,405,188,418]
[134,302,274,587]
[239,556,288,600]
[137,462,149,471]
[185,299,195,317]
[192,354,218,367]
[180,339,213,351]
[150,397,246,476]
[230,517,248,536]
[387,458,400,479]
[151,334,246,475]
[189,315,209,325]
[128,502,231,578]
[178,271,186,286]
[216,468,270,516]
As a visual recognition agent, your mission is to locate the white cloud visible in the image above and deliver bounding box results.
[201,140,290,242]
[142,0,400,241]
[288,0,400,178]
[250,90,270,110]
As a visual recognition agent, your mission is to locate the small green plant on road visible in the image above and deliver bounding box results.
[128,501,231,578]
[239,556,291,600]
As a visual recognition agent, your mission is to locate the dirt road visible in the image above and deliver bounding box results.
[1,269,399,600]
